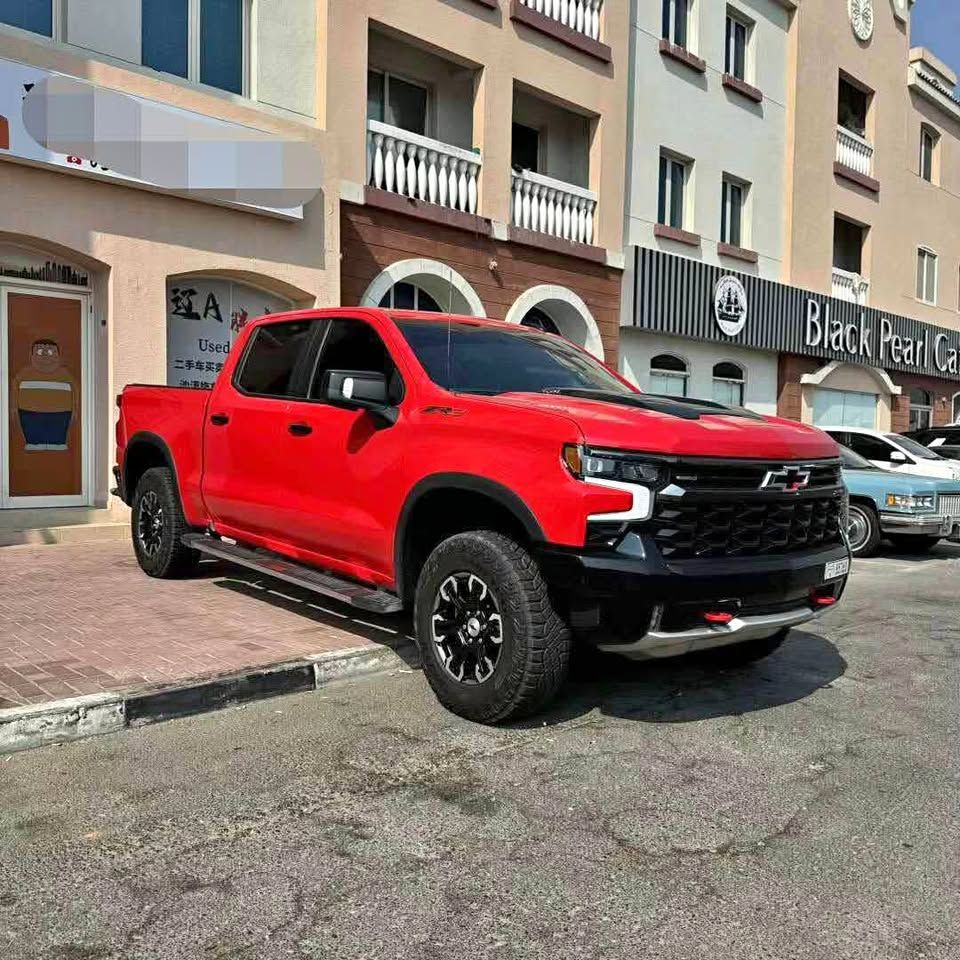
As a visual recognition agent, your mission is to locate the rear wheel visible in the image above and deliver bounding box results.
[887,535,941,555]
[131,467,199,578]
[704,628,789,667]
[414,530,571,724]
[847,502,881,558]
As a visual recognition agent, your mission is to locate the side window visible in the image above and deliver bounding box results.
[235,320,315,398]
[848,434,894,462]
[310,319,401,402]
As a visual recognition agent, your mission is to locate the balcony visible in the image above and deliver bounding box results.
[511,169,596,246]
[515,0,603,41]
[832,267,870,305]
[835,126,879,193]
[367,121,481,216]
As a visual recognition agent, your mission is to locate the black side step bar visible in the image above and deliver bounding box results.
[181,534,404,615]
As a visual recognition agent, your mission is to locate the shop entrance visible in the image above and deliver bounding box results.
[1,287,92,508]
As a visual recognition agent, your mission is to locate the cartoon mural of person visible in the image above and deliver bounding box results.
[14,339,77,451]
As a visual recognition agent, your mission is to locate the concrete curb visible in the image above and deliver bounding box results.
[0,643,417,755]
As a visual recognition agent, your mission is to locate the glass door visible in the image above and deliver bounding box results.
[0,287,92,508]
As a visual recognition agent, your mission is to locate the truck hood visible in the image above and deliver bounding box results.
[487,391,839,460]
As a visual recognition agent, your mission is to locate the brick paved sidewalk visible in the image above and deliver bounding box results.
[0,541,410,710]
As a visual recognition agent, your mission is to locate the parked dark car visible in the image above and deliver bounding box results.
[904,426,960,461]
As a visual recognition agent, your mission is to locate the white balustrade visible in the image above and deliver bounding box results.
[517,0,602,40]
[367,120,481,215]
[832,267,870,305]
[511,169,597,246]
[835,125,874,177]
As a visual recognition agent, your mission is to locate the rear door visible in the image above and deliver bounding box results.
[201,317,323,542]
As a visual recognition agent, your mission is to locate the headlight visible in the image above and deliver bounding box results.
[885,493,936,511]
[563,444,665,486]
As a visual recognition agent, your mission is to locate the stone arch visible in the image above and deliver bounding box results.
[360,259,485,317]
[504,285,604,360]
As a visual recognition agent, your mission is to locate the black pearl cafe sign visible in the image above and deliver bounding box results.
[629,247,960,382]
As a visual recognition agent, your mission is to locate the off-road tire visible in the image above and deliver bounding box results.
[705,628,789,668]
[887,534,941,555]
[847,501,881,558]
[131,467,200,578]
[414,531,572,724]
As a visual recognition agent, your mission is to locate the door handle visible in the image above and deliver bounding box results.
[210,413,230,426]
[288,422,313,437]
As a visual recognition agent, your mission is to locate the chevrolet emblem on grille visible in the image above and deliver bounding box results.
[760,466,811,492]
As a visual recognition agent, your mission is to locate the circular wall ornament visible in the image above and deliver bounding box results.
[714,276,748,338]
[849,0,874,42]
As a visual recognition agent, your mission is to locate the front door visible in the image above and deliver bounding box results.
[1,288,91,507]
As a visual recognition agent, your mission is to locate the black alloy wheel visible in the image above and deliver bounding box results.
[430,572,504,685]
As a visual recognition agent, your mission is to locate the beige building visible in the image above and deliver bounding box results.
[0,1,333,541]
[324,0,629,364]
[782,0,960,433]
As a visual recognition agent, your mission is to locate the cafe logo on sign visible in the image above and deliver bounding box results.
[714,276,748,337]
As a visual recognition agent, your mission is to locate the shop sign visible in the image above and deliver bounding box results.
[0,56,304,220]
[166,280,291,389]
[630,247,960,382]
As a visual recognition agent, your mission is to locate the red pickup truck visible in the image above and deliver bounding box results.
[115,308,850,722]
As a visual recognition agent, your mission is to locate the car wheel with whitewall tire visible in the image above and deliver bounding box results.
[847,501,881,558]
[413,530,572,724]
[702,628,789,668]
[131,466,200,579]
[887,535,941,555]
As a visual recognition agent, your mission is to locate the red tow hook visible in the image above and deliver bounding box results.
[703,611,735,626]
[809,586,838,608]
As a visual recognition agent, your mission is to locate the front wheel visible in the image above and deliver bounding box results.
[887,535,941,555]
[414,531,572,724]
[847,502,881,558]
[131,466,200,578]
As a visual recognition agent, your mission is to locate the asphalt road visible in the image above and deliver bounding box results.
[2,546,959,960]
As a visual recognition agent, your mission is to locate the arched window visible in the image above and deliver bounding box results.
[520,307,561,336]
[379,282,442,312]
[909,387,933,431]
[712,361,745,407]
[649,354,688,397]
[952,392,960,425]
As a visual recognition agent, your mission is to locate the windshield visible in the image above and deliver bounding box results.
[396,320,634,396]
[887,434,943,460]
[839,444,877,470]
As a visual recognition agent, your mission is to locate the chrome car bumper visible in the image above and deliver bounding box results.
[597,605,827,660]
[879,512,952,537]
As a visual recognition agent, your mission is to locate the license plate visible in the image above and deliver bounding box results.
[824,558,850,581]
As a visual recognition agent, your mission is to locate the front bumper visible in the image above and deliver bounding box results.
[538,537,850,659]
[879,512,952,537]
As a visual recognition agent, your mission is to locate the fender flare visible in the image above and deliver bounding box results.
[393,473,545,602]
[122,431,180,503]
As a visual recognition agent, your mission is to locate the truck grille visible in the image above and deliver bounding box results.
[652,495,845,560]
[669,459,843,493]
[939,494,960,519]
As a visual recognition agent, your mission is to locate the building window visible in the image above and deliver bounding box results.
[725,8,750,81]
[661,0,690,48]
[952,392,960,424]
[0,0,56,36]
[909,387,933,431]
[833,216,865,275]
[920,126,938,183]
[367,70,429,137]
[511,123,541,174]
[812,388,877,429]
[837,75,869,139]
[721,176,747,248]
[379,282,442,312]
[658,153,689,230]
[712,361,744,407]
[650,354,688,397]
[520,307,561,336]
[917,247,938,305]
[142,0,249,96]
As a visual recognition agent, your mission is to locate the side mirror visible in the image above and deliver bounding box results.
[889,450,908,464]
[322,369,397,424]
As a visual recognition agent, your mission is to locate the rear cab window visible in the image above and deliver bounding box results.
[235,319,317,398]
